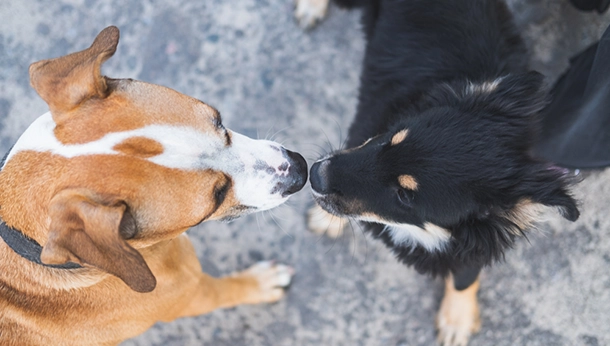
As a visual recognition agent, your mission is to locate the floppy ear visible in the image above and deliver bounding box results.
[29,26,119,123]
[487,71,549,118]
[40,189,156,293]
[523,164,580,222]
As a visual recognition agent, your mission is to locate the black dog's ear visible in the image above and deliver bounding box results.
[522,164,580,222]
[487,71,549,119]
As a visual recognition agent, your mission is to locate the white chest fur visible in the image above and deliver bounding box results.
[358,213,452,252]
[385,223,451,252]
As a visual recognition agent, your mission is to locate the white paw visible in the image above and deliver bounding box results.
[241,261,294,303]
[294,0,329,29]
[307,204,347,238]
[436,291,481,346]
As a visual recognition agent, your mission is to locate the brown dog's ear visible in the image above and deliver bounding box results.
[40,189,156,293]
[29,26,120,121]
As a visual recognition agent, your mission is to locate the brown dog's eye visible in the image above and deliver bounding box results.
[214,181,230,206]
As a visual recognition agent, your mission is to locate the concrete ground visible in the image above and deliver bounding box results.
[1,0,609,345]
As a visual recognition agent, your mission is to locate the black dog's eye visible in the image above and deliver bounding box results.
[396,189,413,207]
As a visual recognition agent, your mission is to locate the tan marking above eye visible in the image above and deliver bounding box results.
[398,174,418,190]
[391,129,409,146]
[113,136,164,158]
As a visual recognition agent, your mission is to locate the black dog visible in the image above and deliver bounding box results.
[299,0,580,344]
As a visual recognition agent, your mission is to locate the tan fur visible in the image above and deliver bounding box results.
[398,174,418,190]
[307,204,347,238]
[294,0,330,29]
[391,129,408,146]
[503,198,545,234]
[0,26,292,345]
[0,235,289,345]
[436,275,481,346]
[113,136,164,158]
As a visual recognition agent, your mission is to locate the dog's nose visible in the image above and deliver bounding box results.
[282,150,308,197]
[310,159,331,194]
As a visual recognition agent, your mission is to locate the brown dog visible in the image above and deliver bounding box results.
[0,26,307,345]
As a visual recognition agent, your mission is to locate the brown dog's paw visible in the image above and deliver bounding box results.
[234,261,294,304]
[435,282,481,346]
[307,204,347,238]
[294,0,330,29]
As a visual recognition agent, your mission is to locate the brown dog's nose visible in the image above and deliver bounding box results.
[282,150,308,197]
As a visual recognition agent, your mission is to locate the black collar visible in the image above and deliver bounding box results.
[0,221,81,269]
[0,147,82,270]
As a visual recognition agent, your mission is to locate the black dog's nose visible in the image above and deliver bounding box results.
[310,159,331,194]
[283,150,308,196]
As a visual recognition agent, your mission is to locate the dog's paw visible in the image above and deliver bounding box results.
[435,286,481,346]
[294,0,329,29]
[236,261,294,304]
[307,204,347,238]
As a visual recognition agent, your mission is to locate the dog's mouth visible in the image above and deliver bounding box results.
[222,130,308,211]
[310,183,361,219]
[309,157,351,216]
[311,190,343,216]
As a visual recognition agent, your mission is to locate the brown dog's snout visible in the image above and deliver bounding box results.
[281,149,308,197]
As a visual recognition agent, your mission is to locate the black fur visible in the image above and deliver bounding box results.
[310,0,579,282]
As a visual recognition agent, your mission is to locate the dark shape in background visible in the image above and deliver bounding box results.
[569,0,610,13]
[536,23,610,168]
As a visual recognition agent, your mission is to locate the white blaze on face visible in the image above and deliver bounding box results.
[222,131,293,211]
[4,112,295,211]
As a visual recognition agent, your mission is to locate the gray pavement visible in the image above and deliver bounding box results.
[1,0,609,345]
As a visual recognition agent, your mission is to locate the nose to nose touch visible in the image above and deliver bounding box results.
[310,159,331,194]
[283,150,308,196]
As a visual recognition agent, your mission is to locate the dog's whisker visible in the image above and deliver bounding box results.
[255,212,263,233]
[330,117,345,151]
[352,218,369,265]
[259,210,271,233]
[323,231,340,256]
[267,207,292,221]
[348,218,357,265]
[268,124,294,142]
[263,125,275,141]
[266,210,292,238]
[302,142,332,153]
[319,126,337,153]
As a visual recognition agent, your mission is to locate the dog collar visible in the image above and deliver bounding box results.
[0,221,82,269]
[0,148,82,270]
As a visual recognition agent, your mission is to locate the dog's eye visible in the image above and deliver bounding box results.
[214,182,230,206]
[396,189,413,207]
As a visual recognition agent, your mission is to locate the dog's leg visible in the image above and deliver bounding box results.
[294,0,330,29]
[176,261,293,318]
[307,204,348,238]
[436,273,481,346]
